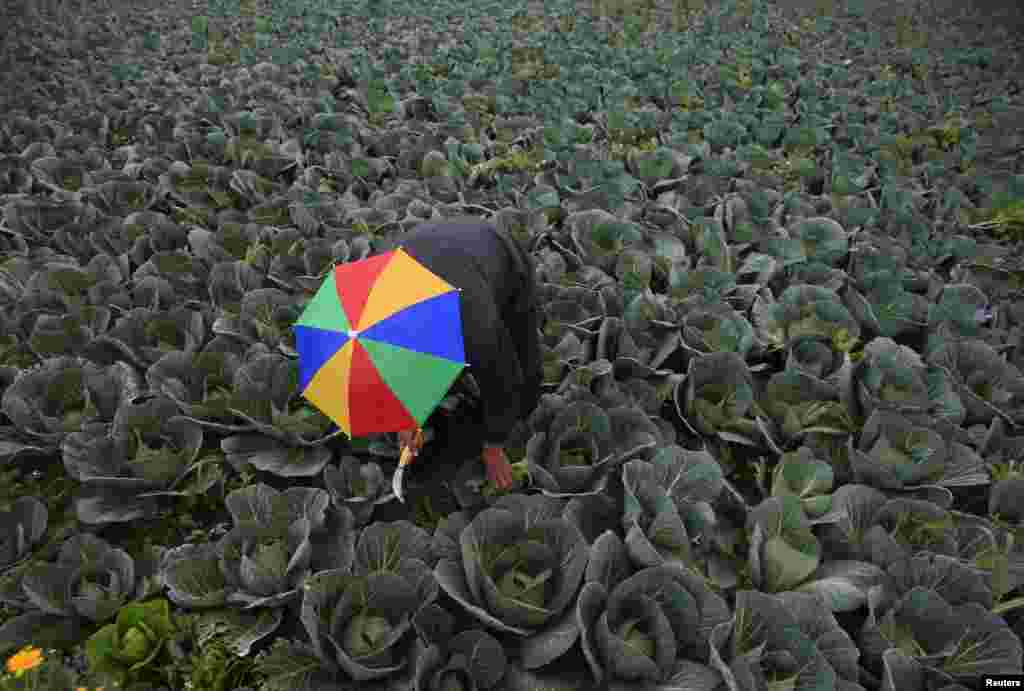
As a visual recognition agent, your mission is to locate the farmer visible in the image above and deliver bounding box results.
[394,216,543,494]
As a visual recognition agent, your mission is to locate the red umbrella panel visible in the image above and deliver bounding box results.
[293,248,467,438]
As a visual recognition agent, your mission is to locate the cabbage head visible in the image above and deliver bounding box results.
[851,409,987,490]
[411,604,507,691]
[301,520,437,682]
[21,533,141,624]
[161,483,329,612]
[433,494,588,670]
[860,586,1021,685]
[621,447,725,570]
[2,356,138,443]
[323,454,394,526]
[841,337,964,428]
[752,284,859,353]
[927,338,1024,426]
[84,597,177,687]
[710,590,863,691]
[524,401,616,495]
[577,531,728,689]
[674,351,767,448]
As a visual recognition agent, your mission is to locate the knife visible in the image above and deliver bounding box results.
[392,427,424,503]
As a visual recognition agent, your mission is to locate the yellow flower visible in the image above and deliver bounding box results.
[6,646,43,677]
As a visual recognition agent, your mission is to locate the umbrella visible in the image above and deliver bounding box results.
[293,247,467,501]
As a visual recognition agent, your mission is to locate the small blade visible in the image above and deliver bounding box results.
[392,465,406,503]
[394,443,415,503]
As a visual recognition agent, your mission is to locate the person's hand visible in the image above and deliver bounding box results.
[398,428,425,462]
[482,444,513,490]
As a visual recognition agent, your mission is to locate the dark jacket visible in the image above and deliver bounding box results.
[398,217,543,447]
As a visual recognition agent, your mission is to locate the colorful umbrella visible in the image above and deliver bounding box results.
[293,248,467,499]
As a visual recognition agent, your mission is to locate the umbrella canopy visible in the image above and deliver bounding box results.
[293,247,467,439]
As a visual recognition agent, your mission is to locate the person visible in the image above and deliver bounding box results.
[393,216,543,493]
